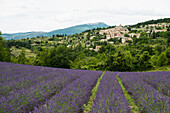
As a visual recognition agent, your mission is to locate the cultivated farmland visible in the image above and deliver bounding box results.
[0,62,169,113]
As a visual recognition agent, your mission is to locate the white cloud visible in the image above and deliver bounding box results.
[0,0,170,33]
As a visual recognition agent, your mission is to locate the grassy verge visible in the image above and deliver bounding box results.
[116,75,140,113]
[83,71,105,113]
[148,65,170,72]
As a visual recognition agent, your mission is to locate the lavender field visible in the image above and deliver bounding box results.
[118,72,170,112]
[0,62,170,113]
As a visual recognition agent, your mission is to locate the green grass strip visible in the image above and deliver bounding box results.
[83,71,105,113]
[116,75,140,113]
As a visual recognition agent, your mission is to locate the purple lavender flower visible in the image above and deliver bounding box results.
[91,71,130,113]
[118,72,170,112]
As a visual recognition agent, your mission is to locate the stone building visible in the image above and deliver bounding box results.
[99,25,129,39]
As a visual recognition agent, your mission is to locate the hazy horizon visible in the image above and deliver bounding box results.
[1,0,170,33]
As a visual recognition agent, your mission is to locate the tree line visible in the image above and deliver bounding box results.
[130,18,170,28]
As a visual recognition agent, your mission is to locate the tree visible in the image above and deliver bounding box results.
[157,52,168,66]
[126,40,132,46]
[48,46,71,68]
[133,54,141,70]
[139,51,153,70]
[18,49,26,64]
[165,49,170,65]
[96,52,107,70]
[124,34,130,37]
[140,32,147,38]
[127,27,131,31]
[0,31,11,62]
[34,49,50,66]
[36,36,40,38]
[151,55,158,66]
[165,32,170,46]
[107,50,133,71]
[155,45,165,55]
[167,26,170,31]
[52,35,55,38]
[152,31,156,39]
[98,46,106,53]
[168,38,170,47]
[123,51,133,71]
[105,44,115,53]
[142,45,154,55]
[71,52,86,69]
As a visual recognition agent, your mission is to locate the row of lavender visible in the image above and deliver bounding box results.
[0,62,102,112]
[137,71,170,96]
[33,71,102,113]
[1,63,62,96]
[118,72,170,112]
[91,71,130,113]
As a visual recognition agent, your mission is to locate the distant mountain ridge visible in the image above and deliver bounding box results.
[1,22,109,40]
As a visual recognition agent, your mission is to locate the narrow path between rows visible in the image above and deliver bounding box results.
[116,75,140,113]
[83,71,105,113]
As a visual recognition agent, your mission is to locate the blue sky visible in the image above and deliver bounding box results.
[0,0,170,33]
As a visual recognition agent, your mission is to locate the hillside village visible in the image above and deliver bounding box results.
[84,23,169,51]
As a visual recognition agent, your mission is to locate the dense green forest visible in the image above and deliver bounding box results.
[0,19,170,72]
[130,18,170,28]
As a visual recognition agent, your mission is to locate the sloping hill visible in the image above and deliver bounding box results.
[1,22,109,40]
[130,18,170,27]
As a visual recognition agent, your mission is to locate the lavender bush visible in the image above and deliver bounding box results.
[136,71,170,96]
[34,71,102,113]
[118,72,170,113]
[91,71,130,113]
